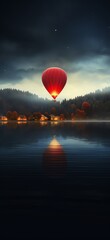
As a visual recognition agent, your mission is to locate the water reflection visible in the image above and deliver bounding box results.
[39,121,48,126]
[0,121,8,125]
[43,137,67,177]
[17,121,27,125]
[1,121,110,230]
[0,121,110,150]
[50,121,59,126]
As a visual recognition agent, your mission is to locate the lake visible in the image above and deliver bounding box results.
[0,121,110,238]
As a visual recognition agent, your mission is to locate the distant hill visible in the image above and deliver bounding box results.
[0,87,110,119]
[0,89,53,114]
[61,87,110,119]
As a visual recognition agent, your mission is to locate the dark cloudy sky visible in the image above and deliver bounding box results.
[0,0,110,100]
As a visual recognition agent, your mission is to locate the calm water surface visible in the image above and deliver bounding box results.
[0,121,110,238]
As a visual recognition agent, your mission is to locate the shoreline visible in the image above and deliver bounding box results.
[0,119,110,123]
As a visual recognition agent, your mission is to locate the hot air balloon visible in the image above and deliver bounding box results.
[42,67,67,100]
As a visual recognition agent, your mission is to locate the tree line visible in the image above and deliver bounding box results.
[0,87,110,119]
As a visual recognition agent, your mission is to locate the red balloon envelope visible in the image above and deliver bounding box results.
[42,67,67,100]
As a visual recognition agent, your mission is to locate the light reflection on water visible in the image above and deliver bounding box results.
[0,121,110,174]
[42,137,67,177]
[0,121,110,236]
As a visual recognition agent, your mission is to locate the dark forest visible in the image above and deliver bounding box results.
[0,87,110,119]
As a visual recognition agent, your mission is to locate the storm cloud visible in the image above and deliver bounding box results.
[0,0,110,98]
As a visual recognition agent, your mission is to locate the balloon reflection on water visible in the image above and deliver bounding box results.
[43,137,67,177]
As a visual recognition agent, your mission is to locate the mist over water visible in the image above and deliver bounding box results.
[0,121,110,238]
